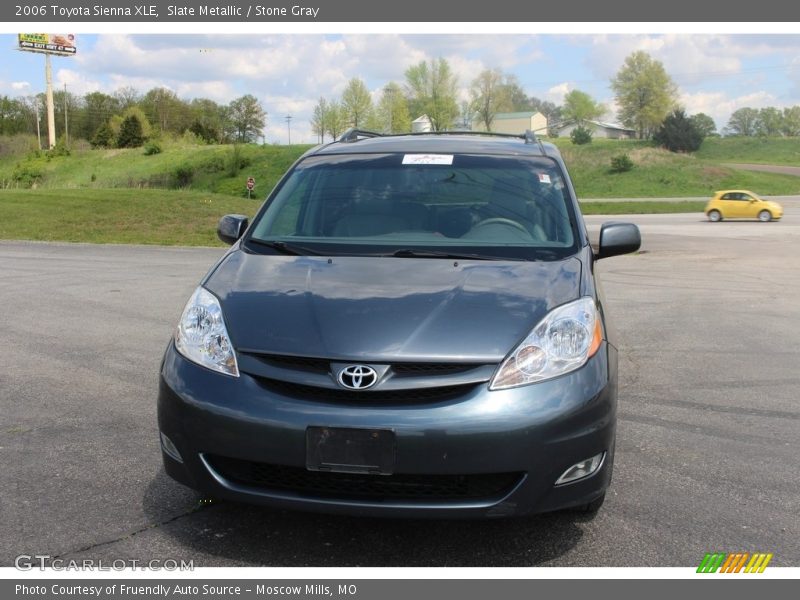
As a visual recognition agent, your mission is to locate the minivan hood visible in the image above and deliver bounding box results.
[205,251,583,363]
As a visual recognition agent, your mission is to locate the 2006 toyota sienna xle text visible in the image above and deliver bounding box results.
[158,129,641,518]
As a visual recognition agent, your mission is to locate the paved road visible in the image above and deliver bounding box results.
[1,213,798,567]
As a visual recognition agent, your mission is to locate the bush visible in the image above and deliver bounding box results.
[570,125,593,145]
[226,144,251,176]
[610,153,634,173]
[11,162,44,188]
[172,164,194,187]
[143,140,162,155]
[654,109,704,152]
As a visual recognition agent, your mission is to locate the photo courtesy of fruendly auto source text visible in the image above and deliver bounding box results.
[0,0,798,597]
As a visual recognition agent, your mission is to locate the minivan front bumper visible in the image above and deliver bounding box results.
[157,341,617,518]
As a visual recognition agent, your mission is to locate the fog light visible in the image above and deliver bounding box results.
[555,452,605,485]
[160,432,184,463]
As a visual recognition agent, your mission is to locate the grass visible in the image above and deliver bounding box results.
[551,139,800,197]
[693,136,800,165]
[0,140,311,197]
[0,188,260,246]
[1,188,706,246]
[578,200,706,214]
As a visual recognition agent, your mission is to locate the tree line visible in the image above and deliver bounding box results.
[0,86,267,148]
[2,50,799,153]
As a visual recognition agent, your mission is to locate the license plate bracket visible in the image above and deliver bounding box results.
[306,427,395,475]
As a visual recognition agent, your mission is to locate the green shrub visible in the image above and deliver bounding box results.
[11,162,44,187]
[610,153,634,173]
[143,141,162,155]
[570,125,593,145]
[172,164,194,187]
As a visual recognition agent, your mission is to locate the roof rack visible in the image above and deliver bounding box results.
[339,128,383,143]
[524,129,547,155]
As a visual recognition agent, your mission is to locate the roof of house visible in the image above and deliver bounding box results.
[411,114,431,123]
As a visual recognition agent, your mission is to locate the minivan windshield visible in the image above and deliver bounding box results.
[247,152,580,260]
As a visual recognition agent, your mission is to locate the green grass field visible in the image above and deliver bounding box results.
[0,189,260,246]
[0,188,706,246]
[693,136,800,165]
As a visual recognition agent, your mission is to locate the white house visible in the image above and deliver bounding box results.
[472,111,548,135]
[555,120,636,140]
[411,114,433,133]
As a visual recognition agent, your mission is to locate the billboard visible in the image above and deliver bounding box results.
[18,33,77,56]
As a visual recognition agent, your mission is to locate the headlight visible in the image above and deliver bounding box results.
[490,297,602,390]
[175,287,239,377]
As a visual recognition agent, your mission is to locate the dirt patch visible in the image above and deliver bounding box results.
[701,166,728,179]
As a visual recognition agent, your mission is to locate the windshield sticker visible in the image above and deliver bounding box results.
[402,154,454,165]
[538,173,552,184]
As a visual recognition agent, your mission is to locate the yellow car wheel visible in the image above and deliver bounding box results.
[708,210,722,222]
[758,210,772,222]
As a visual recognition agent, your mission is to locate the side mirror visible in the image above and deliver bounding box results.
[597,222,641,259]
[217,214,249,245]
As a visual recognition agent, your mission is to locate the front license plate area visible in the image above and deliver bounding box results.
[306,427,395,475]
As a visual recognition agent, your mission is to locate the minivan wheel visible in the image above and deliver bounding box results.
[758,210,772,222]
[708,210,722,222]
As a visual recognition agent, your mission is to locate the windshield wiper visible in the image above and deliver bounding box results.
[389,249,526,261]
[248,239,323,256]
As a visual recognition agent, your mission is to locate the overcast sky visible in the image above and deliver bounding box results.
[2,33,799,143]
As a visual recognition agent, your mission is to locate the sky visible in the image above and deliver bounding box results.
[2,33,800,144]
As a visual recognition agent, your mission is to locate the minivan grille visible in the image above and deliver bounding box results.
[206,455,522,502]
[257,378,477,405]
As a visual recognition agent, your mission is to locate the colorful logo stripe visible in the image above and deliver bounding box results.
[697,553,773,573]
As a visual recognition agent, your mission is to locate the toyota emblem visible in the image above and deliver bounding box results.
[337,365,378,390]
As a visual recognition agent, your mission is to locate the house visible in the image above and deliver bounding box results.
[411,114,433,133]
[555,120,636,140]
[472,111,548,136]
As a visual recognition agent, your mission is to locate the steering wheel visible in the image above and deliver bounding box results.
[470,217,531,236]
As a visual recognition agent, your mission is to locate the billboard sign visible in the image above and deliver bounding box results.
[18,33,77,56]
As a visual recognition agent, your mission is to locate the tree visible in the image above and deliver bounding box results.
[404,58,459,131]
[375,82,411,134]
[561,89,605,125]
[341,78,373,128]
[611,50,678,139]
[653,109,704,152]
[117,114,145,148]
[470,68,510,131]
[141,87,190,134]
[81,92,120,140]
[689,113,717,138]
[91,122,114,148]
[781,106,800,137]
[756,107,783,136]
[188,98,226,143]
[324,100,347,140]
[0,95,30,135]
[726,107,759,136]
[112,86,141,111]
[226,94,266,143]
[498,76,530,112]
[310,97,329,142]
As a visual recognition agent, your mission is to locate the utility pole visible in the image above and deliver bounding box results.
[45,54,56,149]
[63,83,69,149]
[285,114,292,145]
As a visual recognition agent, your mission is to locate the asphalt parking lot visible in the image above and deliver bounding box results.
[1,208,798,567]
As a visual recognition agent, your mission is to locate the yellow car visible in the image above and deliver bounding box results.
[705,190,783,222]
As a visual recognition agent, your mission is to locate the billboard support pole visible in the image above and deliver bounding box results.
[45,53,56,149]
